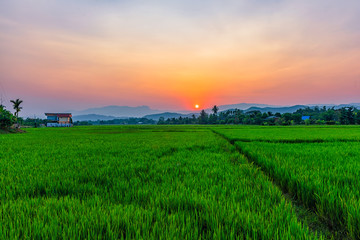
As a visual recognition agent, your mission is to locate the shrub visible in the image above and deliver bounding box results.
[0,106,15,129]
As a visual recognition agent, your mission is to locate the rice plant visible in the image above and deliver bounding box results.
[0,126,322,239]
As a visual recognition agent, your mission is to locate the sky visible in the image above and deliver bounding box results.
[1,0,360,117]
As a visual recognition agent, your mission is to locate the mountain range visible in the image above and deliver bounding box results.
[71,103,360,121]
[71,105,162,118]
[72,114,127,122]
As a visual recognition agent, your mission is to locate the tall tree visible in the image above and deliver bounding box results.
[212,105,219,115]
[198,110,208,124]
[10,98,23,128]
[356,111,360,125]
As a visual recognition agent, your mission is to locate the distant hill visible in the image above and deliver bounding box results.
[69,103,360,121]
[71,105,162,118]
[307,103,360,109]
[72,114,123,121]
[244,105,307,114]
[218,103,360,114]
[214,103,278,111]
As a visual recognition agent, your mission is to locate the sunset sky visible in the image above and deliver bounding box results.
[1,0,360,116]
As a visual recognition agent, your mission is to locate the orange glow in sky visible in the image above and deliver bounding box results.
[1,1,360,116]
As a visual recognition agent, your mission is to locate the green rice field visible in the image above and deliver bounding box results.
[1,125,360,239]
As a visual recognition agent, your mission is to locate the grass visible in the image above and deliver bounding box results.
[215,125,360,142]
[215,125,360,239]
[2,125,360,239]
[0,126,324,239]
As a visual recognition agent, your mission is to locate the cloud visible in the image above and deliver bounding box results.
[1,0,360,115]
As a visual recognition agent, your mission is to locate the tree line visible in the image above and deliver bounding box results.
[158,105,360,125]
[73,118,156,126]
[3,101,360,129]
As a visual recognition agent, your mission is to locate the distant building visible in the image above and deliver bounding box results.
[45,113,73,127]
[302,116,310,121]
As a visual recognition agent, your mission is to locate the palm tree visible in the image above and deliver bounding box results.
[10,98,23,128]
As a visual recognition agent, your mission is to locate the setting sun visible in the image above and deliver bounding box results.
[195,104,199,109]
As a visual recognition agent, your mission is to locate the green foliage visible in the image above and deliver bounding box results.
[22,117,47,127]
[10,98,23,128]
[340,107,355,125]
[212,105,219,115]
[199,110,208,124]
[10,98,23,117]
[76,118,156,126]
[356,112,360,124]
[0,105,15,129]
[161,106,360,125]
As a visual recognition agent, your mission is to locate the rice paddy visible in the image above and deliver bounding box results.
[1,125,360,239]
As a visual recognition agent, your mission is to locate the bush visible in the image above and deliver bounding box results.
[315,120,326,125]
[0,106,15,129]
